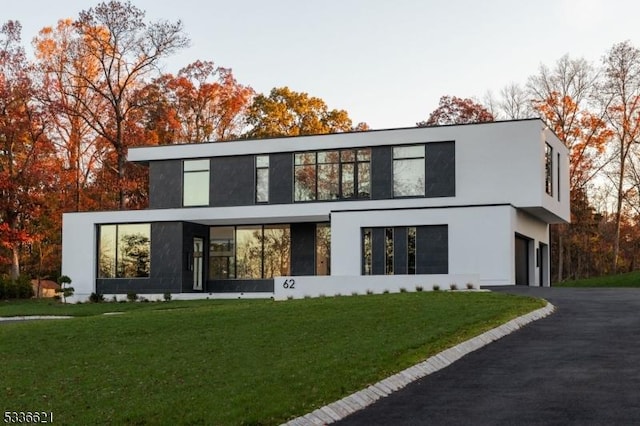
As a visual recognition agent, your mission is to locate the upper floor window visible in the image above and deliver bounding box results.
[98,223,151,278]
[545,143,553,196]
[294,148,371,202]
[256,155,269,203]
[393,145,425,197]
[183,159,210,206]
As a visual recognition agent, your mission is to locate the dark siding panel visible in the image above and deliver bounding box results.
[97,222,185,294]
[393,227,407,275]
[270,153,293,204]
[371,146,392,200]
[426,141,455,197]
[417,225,448,274]
[291,223,316,276]
[211,156,254,206]
[372,227,386,275]
[208,279,274,293]
[149,161,182,208]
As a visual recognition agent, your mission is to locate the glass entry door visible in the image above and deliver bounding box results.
[193,237,204,291]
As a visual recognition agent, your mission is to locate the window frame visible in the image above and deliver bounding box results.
[183,159,210,207]
[293,148,371,202]
[256,155,270,203]
[98,223,151,279]
[545,143,553,196]
[392,144,426,198]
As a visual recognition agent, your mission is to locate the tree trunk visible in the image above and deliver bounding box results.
[10,245,20,280]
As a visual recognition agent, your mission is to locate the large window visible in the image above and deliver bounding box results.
[393,145,425,197]
[183,159,210,206]
[545,143,553,196]
[98,224,151,278]
[210,225,290,279]
[256,155,269,203]
[294,148,370,202]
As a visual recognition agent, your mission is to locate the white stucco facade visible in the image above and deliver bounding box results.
[62,119,569,301]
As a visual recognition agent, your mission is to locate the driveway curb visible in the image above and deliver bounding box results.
[282,301,555,426]
[0,315,72,321]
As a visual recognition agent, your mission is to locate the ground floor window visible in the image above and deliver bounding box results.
[210,225,291,279]
[98,223,151,278]
[362,225,448,275]
[316,223,331,275]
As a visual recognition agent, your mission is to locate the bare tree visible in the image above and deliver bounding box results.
[599,41,640,273]
[70,1,189,208]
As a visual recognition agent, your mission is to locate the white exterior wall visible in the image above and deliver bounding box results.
[331,205,515,285]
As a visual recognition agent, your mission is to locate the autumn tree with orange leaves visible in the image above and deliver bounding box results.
[0,21,57,279]
[143,60,254,144]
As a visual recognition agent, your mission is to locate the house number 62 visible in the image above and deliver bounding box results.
[282,279,295,289]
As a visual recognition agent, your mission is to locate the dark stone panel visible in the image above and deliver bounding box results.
[425,141,455,197]
[417,225,449,274]
[291,223,316,276]
[149,160,182,208]
[371,146,392,200]
[372,227,386,275]
[393,227,408,275]
[270,153,293,204]
[151,222,183,293]
[211,156,254,206]
[182,222,210,292]
[96,278,156,294]
[207,279,274,293]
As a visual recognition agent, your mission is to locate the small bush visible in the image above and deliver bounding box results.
[399,287,407,293]
[126,291,138,302]
[415,285,424,292]
[163,292,172,302]
[383,289,389,294]
[466,283,475,290]
[450,283,458,291]
[433,284,440,291]
[351,291,358,296]
[366,289,373,295]
[89,292,105,303]
[111,296,118,303]
[0,275,35,299]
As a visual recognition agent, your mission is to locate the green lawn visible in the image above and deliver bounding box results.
[1,292,544,425]
[554,271,640,287]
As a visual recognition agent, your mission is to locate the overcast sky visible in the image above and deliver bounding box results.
[4,0,640,129]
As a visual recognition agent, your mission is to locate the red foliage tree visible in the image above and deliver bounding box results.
[418,96,494,127]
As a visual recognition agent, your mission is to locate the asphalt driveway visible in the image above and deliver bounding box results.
[336,287,640,425]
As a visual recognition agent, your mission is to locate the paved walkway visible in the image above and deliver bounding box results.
[335,287,640,425]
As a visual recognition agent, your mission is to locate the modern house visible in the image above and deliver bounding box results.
[61,119,569,302]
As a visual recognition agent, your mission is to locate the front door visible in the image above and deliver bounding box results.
[193,237,204,291]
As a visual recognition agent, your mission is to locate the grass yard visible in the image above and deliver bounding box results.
[1,292,544,425]
[554,270,640,287]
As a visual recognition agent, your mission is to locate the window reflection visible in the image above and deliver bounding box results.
[263,225,291,278]
[98,224,150,278]
[407,227,416,274]
[316,224,331,275]
[385,228,394,275]
[362,228,372,275]
[236,226,263,279]
[210,226,235,279]
[393,145,425,197]
[183,159,210,206]
[294,148,371,201]
[256,155,269,203]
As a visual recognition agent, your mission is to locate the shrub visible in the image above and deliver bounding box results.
[450,283,458,291]
[466,283,475,290]
[0,275,35,299]
[56,275,74,302]
[126,291,138,302]
[163,292,172,302]
[366,289,373,295]
[415,285,424,292]
[89,292,105,303]
[383,289,389,294]
[433,284,440,291]
[399,287,407,293]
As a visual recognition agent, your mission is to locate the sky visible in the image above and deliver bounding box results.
[4,0,640,129]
